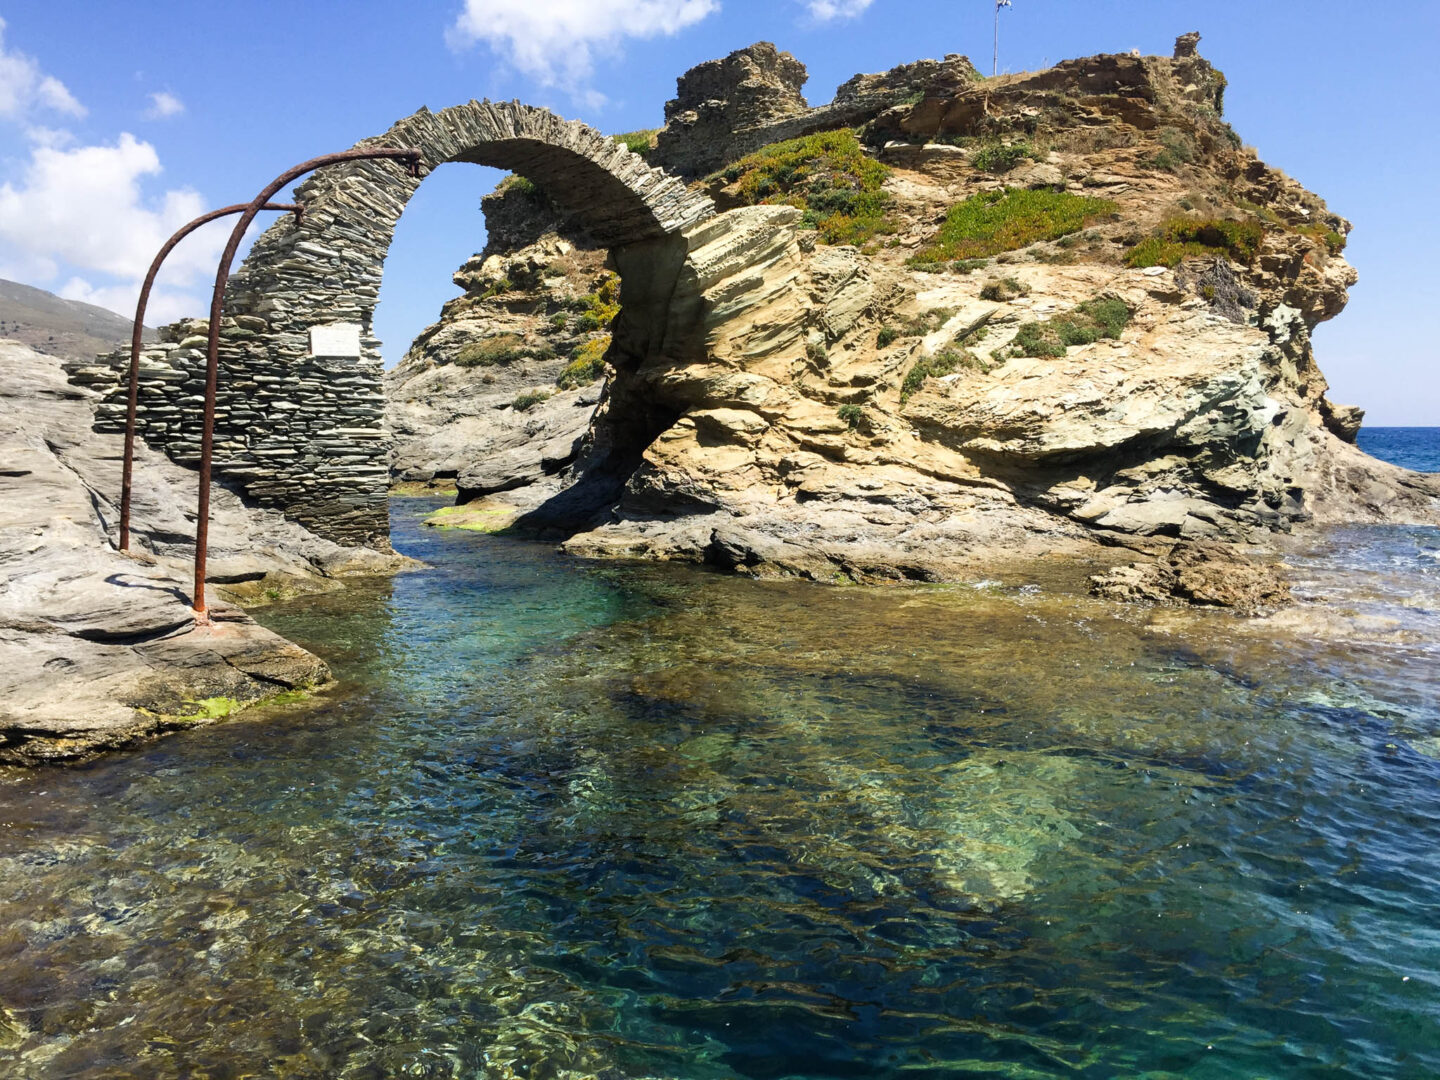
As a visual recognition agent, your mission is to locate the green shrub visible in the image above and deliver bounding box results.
[454,333,551,367]
[876,326,899,347]
[900,348,984,402]
[718,129,894,246]
[569,275,621,331]
[806,340,829,364]
[1005,296,1131,358]
[511,390,552,412]
[549,312,569,330]
[971,141,1038,174]
[1143,126,1198,172]
[1125,217,1264,268]
[979,277,1030,302]
[613,129,659,155]
[501,175,540,199]
[838,403,865,429]
[1007,322,1067,358]
[1072,297,1131,339]
[557,335,610,389]
[911,188,1117,263]
[477,277,512,300]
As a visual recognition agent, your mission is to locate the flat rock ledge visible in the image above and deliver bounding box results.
[0,598,329,766]
[0,340,352,765]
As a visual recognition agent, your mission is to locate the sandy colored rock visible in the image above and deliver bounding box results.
[1090,540,1292,610]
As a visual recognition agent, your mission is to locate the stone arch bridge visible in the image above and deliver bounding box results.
[90,102,717,546]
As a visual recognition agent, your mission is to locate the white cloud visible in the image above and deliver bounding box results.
[0,132,223,318]
[0,16,85,121]
[145,90,184,120]
[447,0,719,99]
[58,275,198,325]
[800,0,873,20]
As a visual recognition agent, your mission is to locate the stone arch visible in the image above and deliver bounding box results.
[166,103,715,547]
[228,101,715,337]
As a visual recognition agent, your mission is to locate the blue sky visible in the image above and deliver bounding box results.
[0,0,1435,423]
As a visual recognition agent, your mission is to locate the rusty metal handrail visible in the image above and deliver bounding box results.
[191,146,423,617]
[119,202,301,553]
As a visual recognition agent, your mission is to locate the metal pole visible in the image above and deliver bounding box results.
[993,0,1011,78]
[191,146,422,618]
[119,202,300,552]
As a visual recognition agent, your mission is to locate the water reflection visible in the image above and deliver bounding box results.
[0,501,1437,1078]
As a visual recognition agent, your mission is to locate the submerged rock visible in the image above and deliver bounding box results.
[1089,540,1292,610]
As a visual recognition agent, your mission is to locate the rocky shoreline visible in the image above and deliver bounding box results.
[0,341,404,765]
[4,34,1439,765]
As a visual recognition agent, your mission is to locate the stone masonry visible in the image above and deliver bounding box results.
[71,101,715,547]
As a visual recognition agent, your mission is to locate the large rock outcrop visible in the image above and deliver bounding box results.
[397,35,1439,583]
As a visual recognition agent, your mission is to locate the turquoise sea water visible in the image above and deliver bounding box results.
[1,496,1439,1078]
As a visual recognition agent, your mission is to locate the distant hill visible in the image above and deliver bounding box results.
[0,278,153,361]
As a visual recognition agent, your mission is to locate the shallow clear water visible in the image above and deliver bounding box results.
[2,499,1439,1079]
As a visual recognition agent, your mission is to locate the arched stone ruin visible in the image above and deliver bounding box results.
[91,102,716,546]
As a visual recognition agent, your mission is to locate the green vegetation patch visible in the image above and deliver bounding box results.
[568,275,621,331]
[512,390,552,412]
[911,188,1117,264]
[1125,217,1264,268]
[500,174,541,199]
[454,333,553,368]
[720,129,894,246]
[837,403,865,429]
[613,129,659,156]
[900,347,986,402]
[971,140,1040,174]
[558,335,610,389]
[1004,297,1131,359]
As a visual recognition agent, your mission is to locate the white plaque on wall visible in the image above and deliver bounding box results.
[309,322,362,358]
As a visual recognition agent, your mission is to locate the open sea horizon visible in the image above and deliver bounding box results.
[1357,425,1440,473]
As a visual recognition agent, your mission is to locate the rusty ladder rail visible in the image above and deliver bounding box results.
[120,202,301,552]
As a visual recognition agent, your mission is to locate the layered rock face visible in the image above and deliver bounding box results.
[387,203,613,506]
[402,36,1438,585]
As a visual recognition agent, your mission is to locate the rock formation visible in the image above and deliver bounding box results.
[395,35,1439,586]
